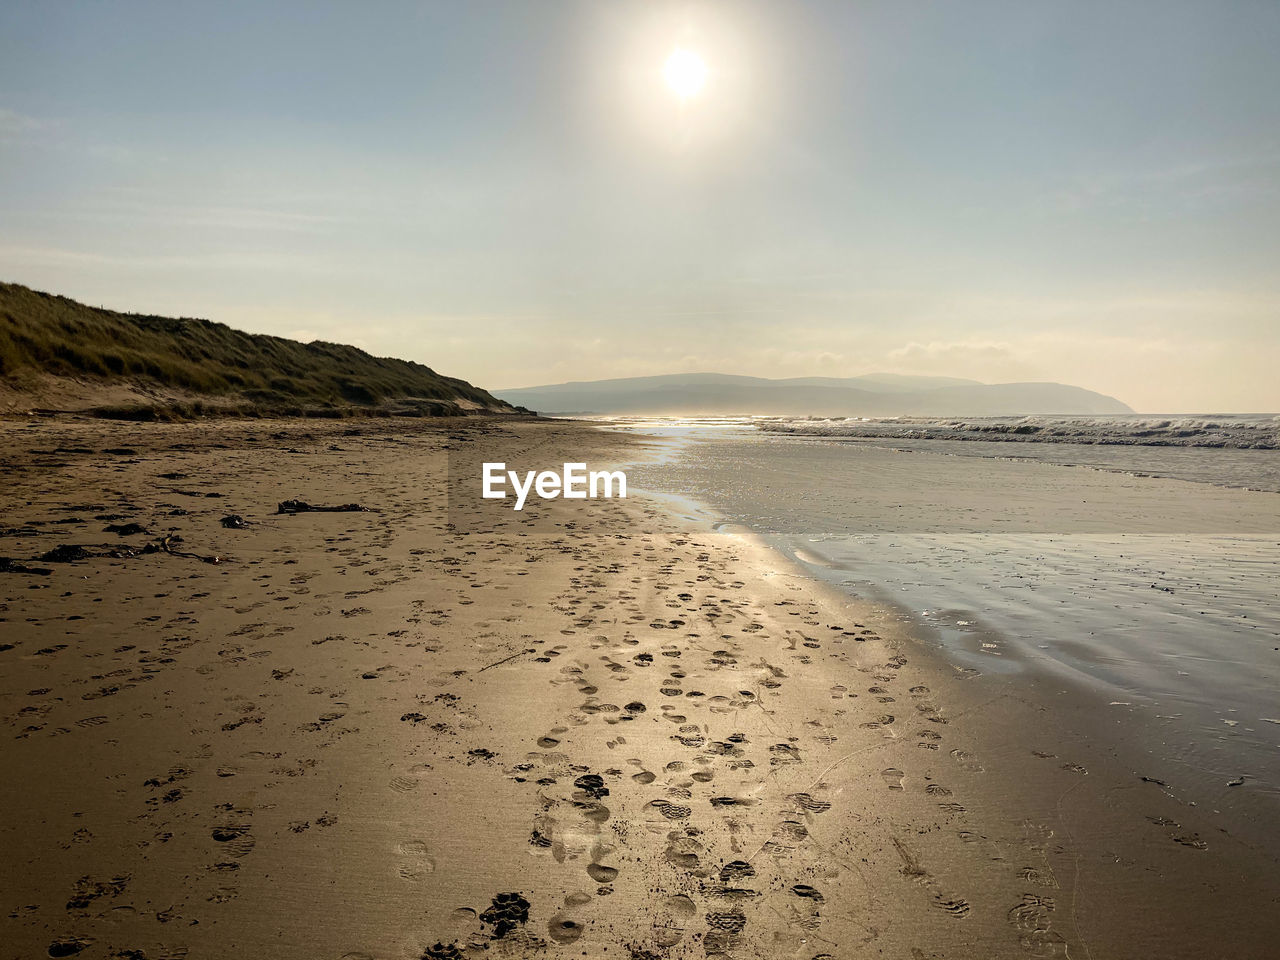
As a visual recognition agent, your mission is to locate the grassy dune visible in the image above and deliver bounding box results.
[0,282,516,418]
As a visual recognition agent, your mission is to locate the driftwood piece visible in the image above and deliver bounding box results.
[276,500,372,515]
[0,557,53,576]
[20,535,224,568]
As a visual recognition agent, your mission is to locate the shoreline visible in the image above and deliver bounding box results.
[608,418,1280,950]
[1,416,1277,958]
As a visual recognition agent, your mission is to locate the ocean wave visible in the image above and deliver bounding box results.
[757,414,1280,449]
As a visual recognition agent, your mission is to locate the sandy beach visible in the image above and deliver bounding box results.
[5,0,1279,954]
[0,415,1274,960]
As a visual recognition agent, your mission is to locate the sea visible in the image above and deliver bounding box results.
[606,414,1280,839]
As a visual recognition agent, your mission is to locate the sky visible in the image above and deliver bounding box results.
[2,0,1278,412]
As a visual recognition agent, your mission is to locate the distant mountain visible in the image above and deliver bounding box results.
[0,282,516,418]
[782,373,983,392]
[495,373,1132,417]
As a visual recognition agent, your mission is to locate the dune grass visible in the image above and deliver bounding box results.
[0,282,513,417]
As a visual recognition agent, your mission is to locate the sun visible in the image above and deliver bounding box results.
[663,48,708,100]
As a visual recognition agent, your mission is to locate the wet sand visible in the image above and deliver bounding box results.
[2,416,1278,959]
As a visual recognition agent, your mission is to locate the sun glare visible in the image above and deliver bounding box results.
[663,48,708,100]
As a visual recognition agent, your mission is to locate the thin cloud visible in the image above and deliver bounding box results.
[889,340,1017,363]
[0,107,51,141]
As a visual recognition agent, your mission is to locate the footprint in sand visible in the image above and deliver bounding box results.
[934,896,971,919]
[210,808,255,859]
[950,748,985,772]
[881,768,905,790]
[719,861,755,882]
[586,862,619,883]
[787,791,832,814]
[547,915,585,944]
[389,763,432,793]
[396,839,437,881]
[1019,865,1059,888]
[663,835,703,870]
[537,730,565,748]
[769,742,803,765]
[650,799,692,821]
[791,884,824,903]
[917,729,943,745]
[652,894,696,946]
[705,909,747,933]
[1007,894,1067,953]
[771,819,809,847]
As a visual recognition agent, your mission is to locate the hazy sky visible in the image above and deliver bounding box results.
[2,1,1278,411]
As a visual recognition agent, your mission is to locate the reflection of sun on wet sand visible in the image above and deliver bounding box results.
[1,416,1277,959]
[790,546,847,570]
